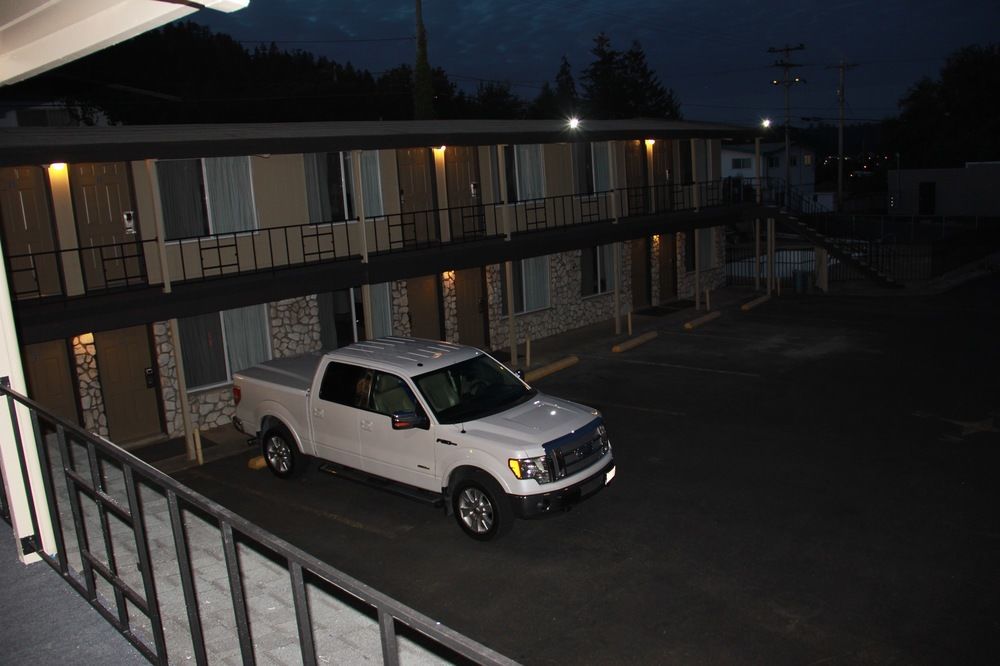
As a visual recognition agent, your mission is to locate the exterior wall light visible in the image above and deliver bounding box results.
[568,117,580,129]
[48,162,67,172]
[645,139,655,147]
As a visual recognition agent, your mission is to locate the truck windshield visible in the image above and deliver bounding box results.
[413,355,536,424]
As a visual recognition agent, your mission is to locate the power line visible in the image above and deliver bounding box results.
[768,43,806,192]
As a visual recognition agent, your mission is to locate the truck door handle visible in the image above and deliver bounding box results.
[360,419,373,432]
[312,407,325,418]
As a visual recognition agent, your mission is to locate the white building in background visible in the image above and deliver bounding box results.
[721,141,819,203]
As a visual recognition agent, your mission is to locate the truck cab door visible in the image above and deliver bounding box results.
[360,371,437,491]
[309,360,368,468]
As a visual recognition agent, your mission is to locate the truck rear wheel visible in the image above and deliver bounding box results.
[262,424,306,479]
[452,475,512,541]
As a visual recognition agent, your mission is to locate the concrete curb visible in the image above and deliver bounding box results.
[611,331,658,353]
[524,355,579,383]
[684,311,721,330]
[248,455,266,470]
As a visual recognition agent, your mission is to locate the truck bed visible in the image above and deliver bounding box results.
[235,352,324,392]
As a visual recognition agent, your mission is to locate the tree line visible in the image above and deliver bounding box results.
[0,22,679,125]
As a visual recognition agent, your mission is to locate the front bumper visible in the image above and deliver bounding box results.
[510,456,615,518]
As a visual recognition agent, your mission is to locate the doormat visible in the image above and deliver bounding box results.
[635,300,695,317]
[133,436,218,464]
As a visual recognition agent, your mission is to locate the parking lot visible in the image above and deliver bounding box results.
[175,276,1000,665]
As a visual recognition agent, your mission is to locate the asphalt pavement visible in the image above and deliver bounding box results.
[175,275,1000,665]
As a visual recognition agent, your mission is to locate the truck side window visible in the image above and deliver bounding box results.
[318,361,370,408]
[370,372,419,417]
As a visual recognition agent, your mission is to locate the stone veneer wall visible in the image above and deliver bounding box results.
[73,335,108,437]
[153,322,184,437]
[441,272,458,342]
[390,280,412,337]
[650,235,662,305]
[484,244,633,351]
[269,296,322,358]
[676,227,727,299]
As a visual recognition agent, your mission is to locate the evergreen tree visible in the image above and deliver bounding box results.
[581,34,681,119]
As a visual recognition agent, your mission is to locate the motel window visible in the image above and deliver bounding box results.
[731,158,751,170]
[573,142,612,195]
[684,227,717,273]
[766,156,780,169]
[500,256,550,315]
[158,156,257,240]
[305,152,355,223]
[581,244,617,296]
[178,304,271,390]
[504,144,545,202]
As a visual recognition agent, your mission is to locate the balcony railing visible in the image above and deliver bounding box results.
[0,380,517,665]
[7,178,780,302]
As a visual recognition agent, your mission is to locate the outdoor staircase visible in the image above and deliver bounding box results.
[772,209,905,289]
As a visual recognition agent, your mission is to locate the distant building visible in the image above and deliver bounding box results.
[721,141,817,200]
[888,162,1000,216]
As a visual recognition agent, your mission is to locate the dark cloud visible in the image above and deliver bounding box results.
[192,0,1000,124]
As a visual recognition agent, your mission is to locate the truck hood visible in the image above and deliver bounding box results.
[460,393,598,453]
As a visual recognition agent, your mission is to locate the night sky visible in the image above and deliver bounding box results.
[191,0,999,127]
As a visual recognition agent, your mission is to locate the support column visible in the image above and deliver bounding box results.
[816,247,829,293]
[691,140,701,211]
[754,137,762,203]
[767,217,776,294]
[754,218,762,292]
[505,261,517,366]
[613,243,622,334]
[694,229,701,310]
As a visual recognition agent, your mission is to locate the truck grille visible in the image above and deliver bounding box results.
[545,420,609,480]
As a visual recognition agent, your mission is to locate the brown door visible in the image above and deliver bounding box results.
[454,268,488,348]
[624,141,648,215]
[23,340,78,426]
[94,325,163,446]
[70,162,143,290]
[445,146,485,240]
[406,275,442,341]
[396,148,438,247]
[0,166,61,299]
[651,140,674,212]
[659,233,677,301]
[631,237,651,310]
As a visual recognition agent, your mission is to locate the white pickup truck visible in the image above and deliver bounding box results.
[232,337,615,540]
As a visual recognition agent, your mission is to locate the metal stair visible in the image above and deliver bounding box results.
[772,209,905,289]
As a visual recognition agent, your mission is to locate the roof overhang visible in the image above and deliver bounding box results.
[1,0,249,87]
[0,118,762,166]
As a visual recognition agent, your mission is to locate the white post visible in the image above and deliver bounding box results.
[168,318,198,461]
[613,242,622,335]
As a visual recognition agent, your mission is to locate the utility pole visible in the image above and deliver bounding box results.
[414,0,434,119]
[832,59,858,213]
[768,43,805,209]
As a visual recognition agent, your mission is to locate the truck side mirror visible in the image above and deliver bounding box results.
[392,411,429,430]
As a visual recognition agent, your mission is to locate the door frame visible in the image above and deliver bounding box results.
[20,338,83,427]
[93,324,166,446]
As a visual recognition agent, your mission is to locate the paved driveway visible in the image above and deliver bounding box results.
[176,276,1000,665]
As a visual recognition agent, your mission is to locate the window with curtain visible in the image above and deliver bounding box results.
[178,305,271,390]
[500,256,550,315]
[581,244,617,296]
[370,282,393,338]
[572,143,594,195]
[304,152,354,223]
[592,142,612,192]
[157,159,209,241]
[360,150,384,217]
[503,145,544,202]
[203,157,256,234]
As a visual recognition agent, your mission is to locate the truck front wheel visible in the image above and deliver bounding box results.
[452,476,513,541]
[262,425,306,479]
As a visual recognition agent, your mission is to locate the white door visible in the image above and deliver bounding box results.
[309,360,365,468]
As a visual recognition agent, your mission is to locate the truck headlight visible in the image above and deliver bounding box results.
[597,423,611,454]
[508,456,552,484]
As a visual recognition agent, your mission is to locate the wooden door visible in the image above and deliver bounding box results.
[23,340,78,426]
[624,140,648,215]
[454,268,488,348]
[445,146,485,240]
[651,140,674,212]
[659,233,677,301]
[631,237,651,310]
[396,148,438,247]
[94,325,163,446]
[0,166,61,299]
[70,162,143,290]
[406,275,442,341]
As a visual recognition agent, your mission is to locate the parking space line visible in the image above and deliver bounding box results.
[582,354,762,377]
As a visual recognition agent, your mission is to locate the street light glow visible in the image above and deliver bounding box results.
[568,117,580,129]
[761,118,772,129]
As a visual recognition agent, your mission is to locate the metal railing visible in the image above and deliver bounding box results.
[7,177,837,303]
[0,380,517,666]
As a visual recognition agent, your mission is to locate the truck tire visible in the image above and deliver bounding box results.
[451,474,513,541]
[262,424,307,479]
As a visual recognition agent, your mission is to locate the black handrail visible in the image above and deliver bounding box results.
[0,381,518,666]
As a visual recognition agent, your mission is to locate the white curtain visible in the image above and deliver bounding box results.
[177,312,228,388]
[222,304,270,374]
[515,144,544,200]
[370,282,393,337]
[204,156,256,234]
[360,150,384,217]
[521,255,550,311]
[592,142,612,192]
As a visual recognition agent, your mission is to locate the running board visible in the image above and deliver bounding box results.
[318,463,444,507]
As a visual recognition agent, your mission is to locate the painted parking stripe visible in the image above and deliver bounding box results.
[583,354,761,378]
